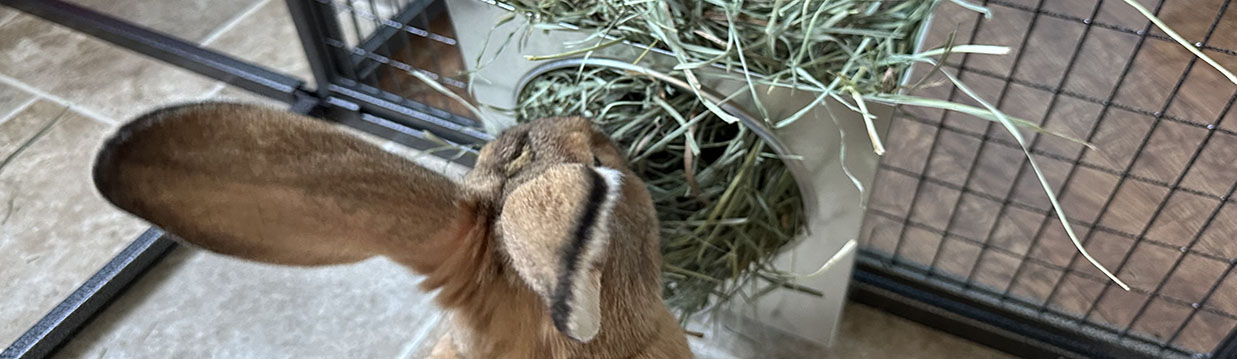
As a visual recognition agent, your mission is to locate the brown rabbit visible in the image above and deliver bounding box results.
[92,102,694,359]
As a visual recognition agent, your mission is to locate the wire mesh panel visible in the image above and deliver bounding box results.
[308,0,476,123]
[332,0,473,118]
[861,0,1237,357]
[289,0,1237,356]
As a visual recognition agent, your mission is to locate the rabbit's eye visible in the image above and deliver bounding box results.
[505,148,534,176]
[592,155,601,167]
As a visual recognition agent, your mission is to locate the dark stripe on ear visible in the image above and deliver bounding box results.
[549,169,608,338]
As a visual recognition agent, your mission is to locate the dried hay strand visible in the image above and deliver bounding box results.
[517,65,806,317]
[466,0,1225,316]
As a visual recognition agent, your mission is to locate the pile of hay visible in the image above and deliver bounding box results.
[506,0,934,95]
[505,0,942,318]
[453,0,1235,318]
[517,66,806,317]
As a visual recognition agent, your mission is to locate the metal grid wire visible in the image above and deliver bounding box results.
[862,0,1237,356]
[304,0,1237,355]
[331,0,452,48]
[317,0,474,119]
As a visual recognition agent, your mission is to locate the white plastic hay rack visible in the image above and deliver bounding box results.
[444,0,930,352]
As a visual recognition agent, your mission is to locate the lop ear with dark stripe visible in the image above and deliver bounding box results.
[498,164,623,342]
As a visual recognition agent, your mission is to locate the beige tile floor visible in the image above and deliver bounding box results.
[0,99,148,344]
[0,1,1009,358]
[0,0,305,346]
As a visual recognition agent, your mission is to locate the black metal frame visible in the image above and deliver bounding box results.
[865,0,1237,358]
[0,0,307,104]
[852,259,1096,359]
[0,0,1234,358]
[287,0,488,149]
[347,0,443,81]
[853,254,1168,359]
[0,1,480,357]
[1,230,175,359]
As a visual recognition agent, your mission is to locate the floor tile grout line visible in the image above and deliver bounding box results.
[0,11,19,28]
[3,7,255,126]
[395,311,444,359]
[199,0,272,46]
[201,82,228,100]
[0,96,39,126]
[0,107,67,175]
[197,0,271,100]
[0,73,115,126]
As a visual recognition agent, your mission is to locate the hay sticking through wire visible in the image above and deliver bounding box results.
[498,0,941,318]
[486,0,1133,315]
[506,0,937,113]
[516,66,805,317]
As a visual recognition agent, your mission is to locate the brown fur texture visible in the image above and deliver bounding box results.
[92,102,693,359]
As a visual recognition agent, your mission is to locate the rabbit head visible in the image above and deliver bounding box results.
[92,102,691,358]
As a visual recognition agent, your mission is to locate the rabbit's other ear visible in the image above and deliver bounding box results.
[93,102,462,267]
[498,163,624,343]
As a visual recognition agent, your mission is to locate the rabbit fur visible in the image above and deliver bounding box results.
[91,102,693,359]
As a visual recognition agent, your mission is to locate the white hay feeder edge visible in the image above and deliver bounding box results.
[445,0,933,352]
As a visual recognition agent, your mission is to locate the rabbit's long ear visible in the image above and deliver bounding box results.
[498,164,624,343]
[93,102,462,267]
